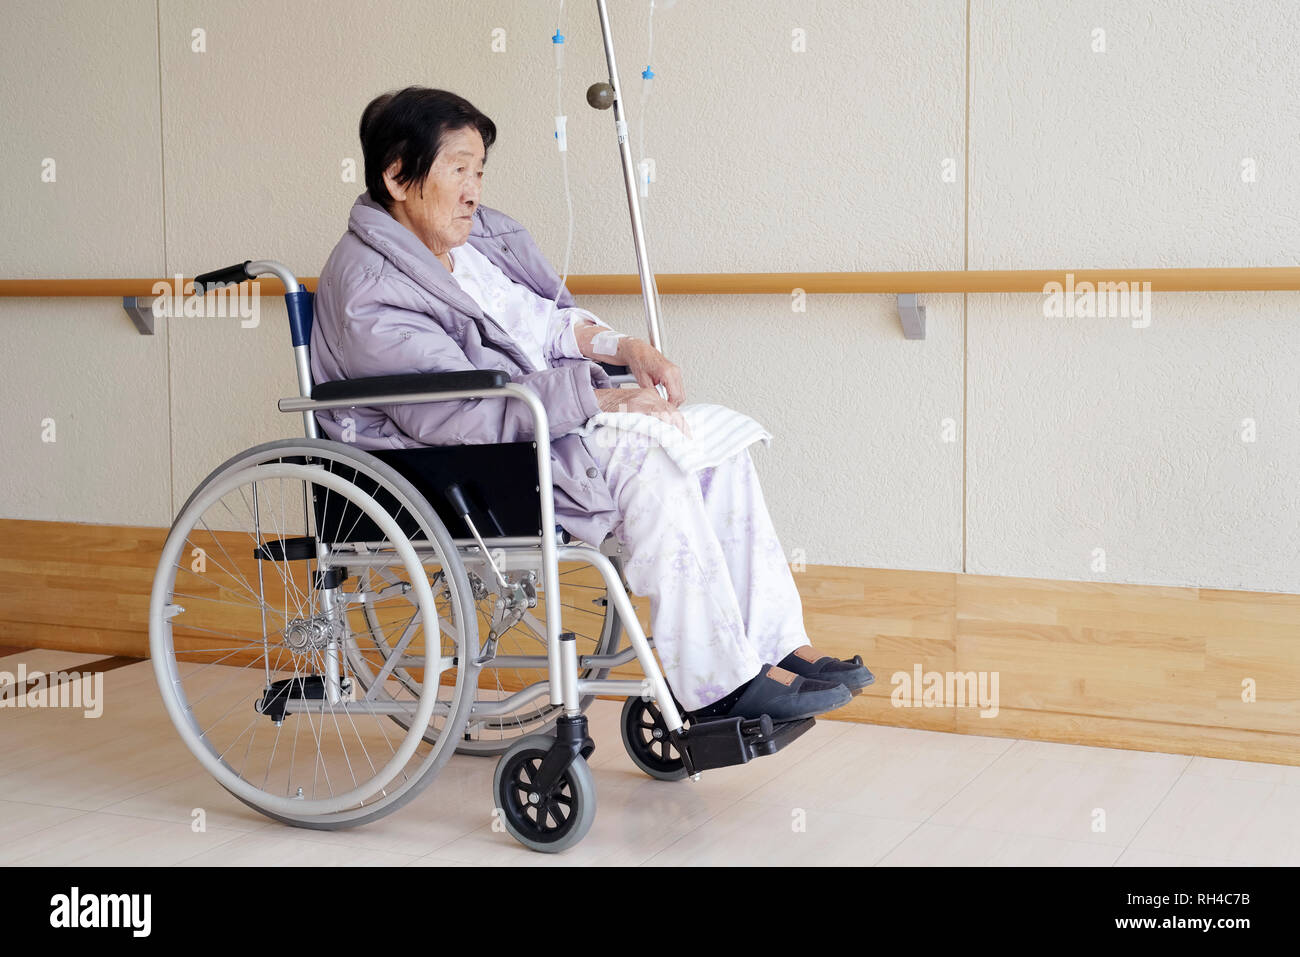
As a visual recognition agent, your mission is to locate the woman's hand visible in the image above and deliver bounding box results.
[621,339,686,407]
[594,387,693,438]
[575,320,686,407]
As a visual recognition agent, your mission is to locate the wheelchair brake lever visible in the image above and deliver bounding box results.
[445,482,510,592]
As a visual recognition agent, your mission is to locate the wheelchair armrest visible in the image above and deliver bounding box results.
[597,362,630,377]
[312,370,510,402]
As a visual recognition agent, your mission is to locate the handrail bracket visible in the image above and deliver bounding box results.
[898,293,925,340]
[122,295,156,335]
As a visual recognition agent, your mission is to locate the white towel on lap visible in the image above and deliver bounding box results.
[577,402,772,474]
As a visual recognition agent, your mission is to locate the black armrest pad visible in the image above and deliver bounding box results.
[313,370,510,402]
[598,362,630,376]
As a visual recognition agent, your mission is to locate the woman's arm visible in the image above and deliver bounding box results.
[544,306,616,365]
[337,284,603,445]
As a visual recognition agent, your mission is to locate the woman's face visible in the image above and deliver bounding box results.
[383,125,484,260]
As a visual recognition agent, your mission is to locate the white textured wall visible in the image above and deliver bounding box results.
[0,0,169,525]
[968,0,1300,590]
[1,0,1297,592]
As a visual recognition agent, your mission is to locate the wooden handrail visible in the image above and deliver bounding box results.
[3,267,1300,298]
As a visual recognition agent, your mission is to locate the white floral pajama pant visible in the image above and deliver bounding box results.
[583,426,810,712]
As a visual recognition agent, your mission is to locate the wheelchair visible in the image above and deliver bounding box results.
[148,259,815,852]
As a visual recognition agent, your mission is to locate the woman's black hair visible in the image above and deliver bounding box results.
[359,87,497,212]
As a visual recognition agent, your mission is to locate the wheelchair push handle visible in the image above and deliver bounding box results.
[194,260,253,292]
[195,260,303,300]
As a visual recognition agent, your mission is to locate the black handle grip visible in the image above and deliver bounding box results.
[444,482,472,518]
[194,261,253,292]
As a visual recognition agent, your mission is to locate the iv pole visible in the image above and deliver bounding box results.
[588,0,665,354]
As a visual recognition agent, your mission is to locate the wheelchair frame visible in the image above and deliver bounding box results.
[150,258,813,852]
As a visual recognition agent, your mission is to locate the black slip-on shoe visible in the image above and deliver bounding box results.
[688,664,851,723]
[778,649,875,695]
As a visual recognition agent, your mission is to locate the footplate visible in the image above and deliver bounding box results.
[670,713,815,775]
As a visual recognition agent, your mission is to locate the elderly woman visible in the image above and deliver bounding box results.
[311,86,873,721]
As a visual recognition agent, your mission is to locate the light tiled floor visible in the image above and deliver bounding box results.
[2,648,1297,866]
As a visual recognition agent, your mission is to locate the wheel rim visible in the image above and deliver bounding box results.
[149,445,475,823]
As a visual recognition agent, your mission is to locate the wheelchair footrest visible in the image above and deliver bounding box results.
[672,713,815,775]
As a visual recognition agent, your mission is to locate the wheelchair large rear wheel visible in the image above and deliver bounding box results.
[149,440,478,828]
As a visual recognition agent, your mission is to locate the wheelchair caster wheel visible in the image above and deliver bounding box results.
[620,697,688,781]
[493,734,596,853]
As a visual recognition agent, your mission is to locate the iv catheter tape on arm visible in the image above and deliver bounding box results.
[570,307,627,359]
[591,329,627,356]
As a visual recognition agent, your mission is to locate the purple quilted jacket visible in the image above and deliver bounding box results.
[310,191,620,545]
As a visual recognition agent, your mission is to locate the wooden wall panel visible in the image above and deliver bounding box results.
[3,518,1298,765]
